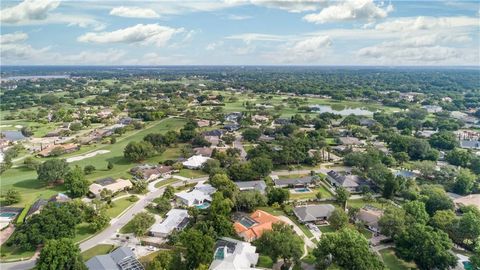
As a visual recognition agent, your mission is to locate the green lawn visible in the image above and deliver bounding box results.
[105,197,136,218]
[81,244,115,261]
[347,199,386,210]
[177,169,207,178]
[257,255,274,268]
[154,178,179,188]
[73,222,97,243]
[318,225,336,233]
[380,248,417,270]
[120,214,155,234]
[255,206,313,238]
[0,117,187,207]
[0,244,35,262]
[289,186,334,200]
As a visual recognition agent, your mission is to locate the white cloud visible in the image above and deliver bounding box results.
[226,33,286,44]
[206,41,224,50]
[227,14,252,20]
[0,32,29,44]
[78,24,184,47]
[303,0,393,24]
[248,0,328,13]
[1,43,50,60]
[263,35,332,63]
[357,45,461,63]
[0,0,59,24]
[60,49,126,64]
[109,6,160,18]
[375,16,480,32]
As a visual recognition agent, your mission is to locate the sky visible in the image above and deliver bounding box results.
[0,0,479,66]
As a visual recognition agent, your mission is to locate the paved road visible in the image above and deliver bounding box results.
[233,133,247,160]
[0,176,208,270]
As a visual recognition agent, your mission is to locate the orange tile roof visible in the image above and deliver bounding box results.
[234,210,283,241]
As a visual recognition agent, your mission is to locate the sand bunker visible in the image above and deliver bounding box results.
[66,150,110,162]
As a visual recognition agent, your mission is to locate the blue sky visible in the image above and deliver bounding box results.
[1,0,479,65]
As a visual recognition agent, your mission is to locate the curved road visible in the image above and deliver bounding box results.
[0,176,208,270]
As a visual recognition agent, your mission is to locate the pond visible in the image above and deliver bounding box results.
[309,105,376,116]
[1,130,26,141]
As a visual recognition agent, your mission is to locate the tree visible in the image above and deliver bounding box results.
[222,134,235,145]
[209,173,238,200]
[124,141,156,162]
[84,165,96,175]
[64,166,89,198]
[3,189,21,205]
[403,200,429,225]
[178,229,215,269]
[446,148,471,167]
[421,185,454,215]
[313,228,385,270]
[249,157,273,178]
[23,156,39,169]
[11,202,83,250]
[89,209,110,232]
[395,224,456,270]
[328,208,349,230]
[235,190,267,212]
[429,132,457,150]
[107,161,114,170]
[452,210,480,248]
[129,212,155,236]
[163,186,175,200]
[335,187,350,209]
[37,159,70,184]
[430,210,456,233]
[267,188,289,205]
[36,238,86,270]
[453,168,476,195]
[254,223,303,266]
[378,206,406,238]
[242,128,262,142]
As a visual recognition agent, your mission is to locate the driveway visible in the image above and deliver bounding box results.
[233,133,247,160]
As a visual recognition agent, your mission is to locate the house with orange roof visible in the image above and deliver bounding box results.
[234,210,283,242]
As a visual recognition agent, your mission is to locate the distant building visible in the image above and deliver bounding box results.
[460,140,480,150]
[182,155,211,169]
[225,112,242,122]
[234,210,283,242]
[338,137,363,146]
[194,147,214,157]
[356,207,384,233]
[203,129,224,137]
[85,247,144,270]
[209,237,259,270]
[273,176,314,188]
[89,178,133,198]
[175,181,216,207]
[293,204,335,224]
[223,123,240,132]
[130,165,174,181]
[326,170,365,192]
[37,143,79,157]
[422,105,443,113]
[150,209,189,237]
[235,181,267,194]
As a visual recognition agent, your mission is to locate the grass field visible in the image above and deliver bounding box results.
[105,197,136,218]
[257,255,274,268]
[177,169,207,178]
[154,178,179,188]
[81,244,115,261]
[346,199,387,210]
[290,186,334,200]
[0,117,187,207]
[0,244,35,262]
[380,248,417,270]
[73,222,97,243]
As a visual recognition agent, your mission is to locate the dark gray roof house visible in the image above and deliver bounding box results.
[274,176,314,188]
[460,140,480,150]
[326,171,364,192]
[235,180,267,194]
[203,129,223,137]
[293,204,336,223]
[85,247,144,270]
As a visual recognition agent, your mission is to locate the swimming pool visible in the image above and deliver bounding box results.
[0,212,17,218]
[196,202,211,209]
[214,247,225,260]
[294,188,311,193]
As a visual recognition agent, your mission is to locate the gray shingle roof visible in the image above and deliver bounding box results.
[293,204,335,222]
[235,181,267,194]
[274,176,313,187]
[85,247,144,270]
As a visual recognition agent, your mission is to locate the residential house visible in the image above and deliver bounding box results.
[209,237,259,270]
[235,181,267,194]
[205,136,220,146]
[453,194,480,209]
[194,147,214,157]
[224,124,240,132]
[357,207,384,234]
[234,210,283,242]
[48,193,71,203]
[274,118,291,125]
[118,117,134,125]
[26,199,48,218]
[197,119,211,128]
[182,154,211,169]
[89,178,133,198]
[175,181,216,207]
[326,171,364,192]
[130,165,174,181]
[338,137,364,146]
[85,247,144,270]
[203,129,224,137]
[460,140,480,150]
[149,209,190,237]
[293,204,335,224]
[37,143,79,157]
[252,115,269,123]
[422,105,443,113]
[359,118,377,127]
[273,176,315,188]
[225,112,242,122]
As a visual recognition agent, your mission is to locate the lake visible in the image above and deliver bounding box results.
[1,131,26,141]
[309,105,376,116]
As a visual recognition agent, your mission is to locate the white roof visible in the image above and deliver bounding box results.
[150,209,189,235]
[182,155,211,168]
[175,182,216,206]
[209,238,260,270]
